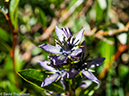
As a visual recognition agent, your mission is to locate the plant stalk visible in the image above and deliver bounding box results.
[68,79,76,96]
[6,2,20,89]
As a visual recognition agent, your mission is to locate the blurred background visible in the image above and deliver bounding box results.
[0,0,129,95]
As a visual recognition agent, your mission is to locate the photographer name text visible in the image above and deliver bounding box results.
[0,92,30,96]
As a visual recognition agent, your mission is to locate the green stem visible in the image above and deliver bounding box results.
[72,78,76,96]
[68,79,76,96]
[6,2,20,89]
[69,80,72,96]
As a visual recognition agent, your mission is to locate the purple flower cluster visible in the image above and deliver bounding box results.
[38,26,105,87]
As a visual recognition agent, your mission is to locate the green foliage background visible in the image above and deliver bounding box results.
[0,0,129,95]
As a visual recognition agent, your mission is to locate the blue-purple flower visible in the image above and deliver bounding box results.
[39,26,85,65]
[38,26,105,88]
[38,60,67,87]
[67,41,105,84]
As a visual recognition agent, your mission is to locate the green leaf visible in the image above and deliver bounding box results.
[31,46,42,56]
[105,0,111,22]
[106,71,112,96]
[0,28,10,42]
[9,0,19,29]
[0,12,7,25]
[96,0,105,23]
[118,87,124,96]
[97,38,115,78]
[4,55,16,84]
[0,69,13,78]
[0,27,12,52]
[78,83,97,96]
[15,46,25,71]
[0,80,21,93]
[35,7,47,27]
[0,41,11,52]
[100,38,115,64]
[118,64,129,80]
[17,69,66,93]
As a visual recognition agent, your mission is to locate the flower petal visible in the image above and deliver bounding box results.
[60,80,66,90]
[80,80,92,88]
[41,73,60,87]
[66,27,72,38]
[86,58,105,68]
[70,48,82,57]
[55,26,67,42]
[49,55,68,66]
[80,83,87,88]
[60,70,67,80]
[38,61,56,72]
[61,27,72,38]
[67,68,79,78]
[81,70,99,84]
[39,44,62,54]
[73,28,85,45]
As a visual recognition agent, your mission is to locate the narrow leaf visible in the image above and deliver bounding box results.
[0,28,10,42]
[9,0,19,29]
[35,7,47,27]
[17,69,66,93]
